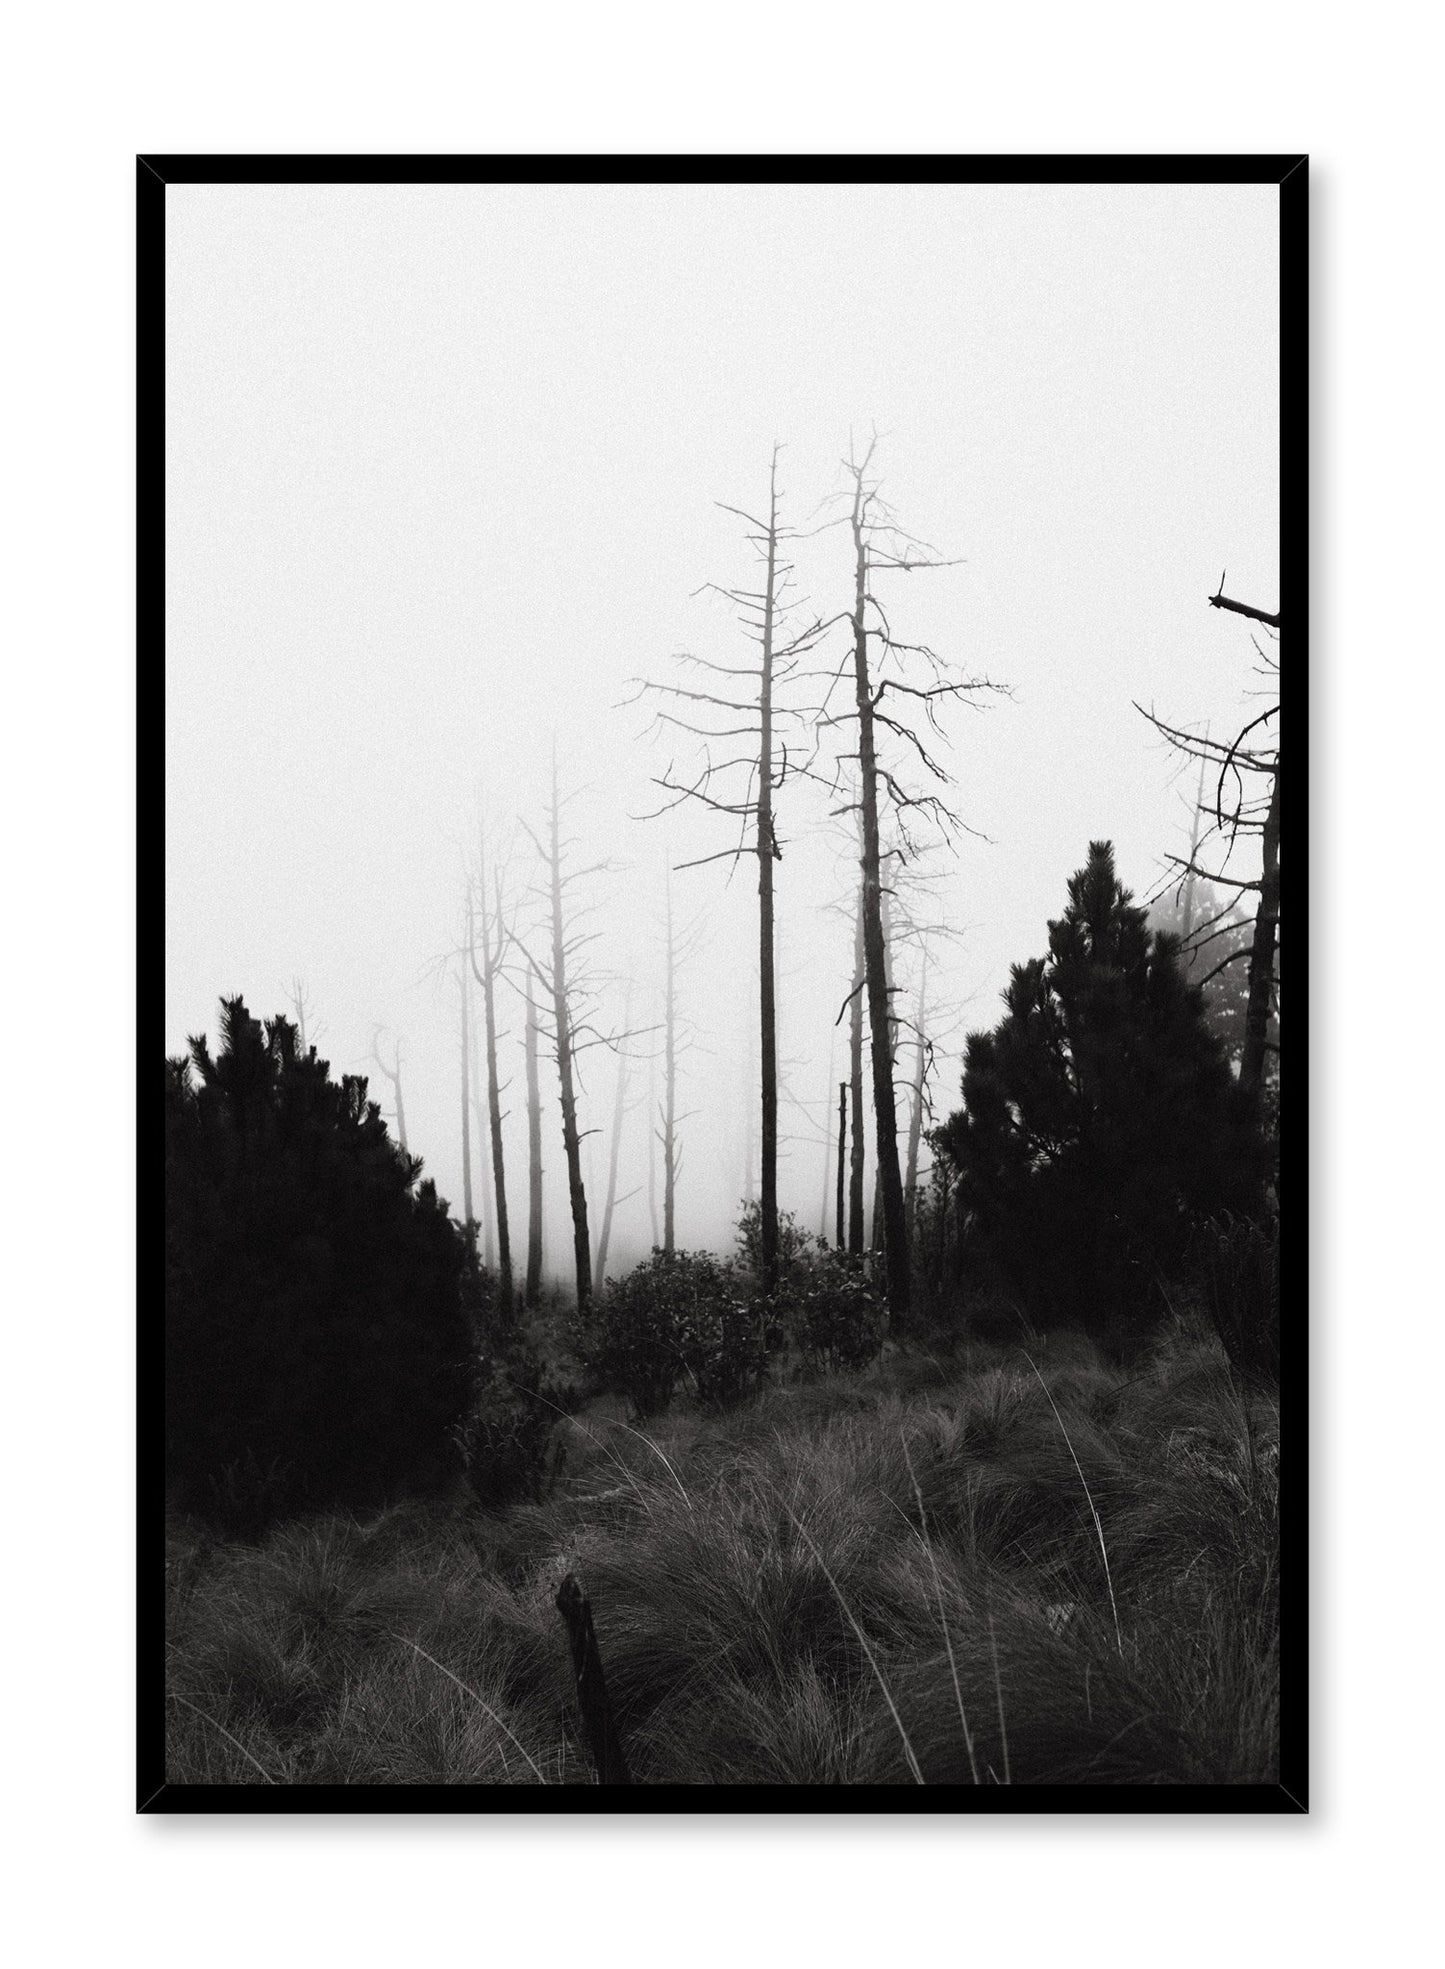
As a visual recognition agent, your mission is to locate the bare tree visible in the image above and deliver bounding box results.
[847,874,866,1255]
[835,1080,848,1251]
[626,448,829,1295]
[816,1033,836,1241]
[647,1009,660,1251]
[515,750,639,1307]
[517,750,597,1307]
[285,977,320,1054]
[593,984,638,1291]
[816,440,1000,1323]
[903,943,930,1243]
[1138,574,1280,1102]
[370,1028,408,1153]
[457,957,475,1239]
[467,825,514,1314]
[522,980,544,1306]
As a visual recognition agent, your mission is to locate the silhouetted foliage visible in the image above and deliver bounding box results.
[165,998,478,1534]
[1191,1212,1280,1385]
[934,843,1269,1336]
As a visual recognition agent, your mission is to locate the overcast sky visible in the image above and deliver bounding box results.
[165,178,1279,1279]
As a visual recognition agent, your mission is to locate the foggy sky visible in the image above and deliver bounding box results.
[165,179,1279,1283]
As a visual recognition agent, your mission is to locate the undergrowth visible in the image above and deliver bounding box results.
[164,1324,1279,1786]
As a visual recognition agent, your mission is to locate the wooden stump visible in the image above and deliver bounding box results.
[555,1572,632,1785]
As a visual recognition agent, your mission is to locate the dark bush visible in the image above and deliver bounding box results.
[782,1250,887,1375]
[165,998,478,1534]
[1193,1213,1280,1385]
[575,1249,779,1416]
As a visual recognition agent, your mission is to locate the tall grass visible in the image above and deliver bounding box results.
[164,1324,1279,1785]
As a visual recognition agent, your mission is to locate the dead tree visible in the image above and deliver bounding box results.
[661,869,681,1256]
[817,1034,836,1241]
[457,959,475,1238]
[369,1029,408,1154]
[625,448,829,1296]
[1138,574,1280,1103]
[466,953,495,1269]
[847,876,866,1255]
[286,977,319,1055]
[593,984,637,1291]
[518,750,598,1307]
[903,945,930,1243]
[835,1081,848,1250]
[468,828,514,1313]
[647,1017,660,1250]
[817,441,1000,1324]
[523,981,544,1306]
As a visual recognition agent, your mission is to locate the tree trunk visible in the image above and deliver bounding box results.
[546,749,592,1306]
[663,867,678,1257]
[371,1035,408,1154]
[850,479,911,1324]
[467,914,495,1269]
[871,878,897,1252]
[848,876,866,1256]
[1181,740,1210,944]
[904,949,929,1244]
[1240,765,1280,1098]
[836,1080,847,1250]
[756,451,781,1295]
[594,988,632,1291]
[469,838,514,1313]
[524,983,543,1307]
[818,1036,836,1241]
[458,962,474,1240]
[647,1021,660,1250]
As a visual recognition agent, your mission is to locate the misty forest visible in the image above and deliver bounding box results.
[163,185,1283,1789]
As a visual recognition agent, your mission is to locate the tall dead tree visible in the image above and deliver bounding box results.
[626,449,827,1296]
[370,1029,408,1153]
[466,950,495,1268]
[835,1081,848,1250]
[820,441,999,1325]
[817,1034,836,1241]
[1138,576,1280,1103]
[662,868,680,1257]
[523,981,544,1306]
[519,749,597,1307]
[468,829,514,1314]
[457,959,475,1238]
[593,985,636,1291]
[903,946,930,1243]
[647,1015,660,1250]
[847,877,866,1255]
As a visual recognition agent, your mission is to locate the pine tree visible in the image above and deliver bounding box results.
[935,843,1269,1333]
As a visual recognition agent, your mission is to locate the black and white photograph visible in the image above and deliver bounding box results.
[149,156,1300,1807]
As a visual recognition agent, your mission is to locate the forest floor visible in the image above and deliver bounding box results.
[162,1319,1280,1787]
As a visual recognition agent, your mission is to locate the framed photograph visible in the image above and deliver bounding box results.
[148,154,1302,1811]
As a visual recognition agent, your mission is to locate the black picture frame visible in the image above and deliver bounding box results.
[143,152,1306,1815]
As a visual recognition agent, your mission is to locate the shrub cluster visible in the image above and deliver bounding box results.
[166,999,479,1535]
[574,1219,886,1418]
